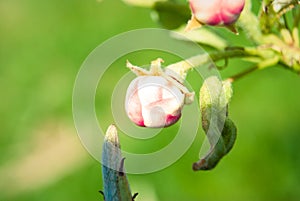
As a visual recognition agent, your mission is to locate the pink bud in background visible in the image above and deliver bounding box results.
[125,59,194,128]
[189,0,245,25]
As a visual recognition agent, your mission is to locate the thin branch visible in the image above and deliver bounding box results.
[227,66,259,82]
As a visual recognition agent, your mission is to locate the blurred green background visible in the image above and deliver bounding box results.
[1,0,300,200]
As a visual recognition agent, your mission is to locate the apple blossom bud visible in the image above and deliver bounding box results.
[125,59,194,128]
[189,0,245,26]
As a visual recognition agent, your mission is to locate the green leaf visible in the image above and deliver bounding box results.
[193,118,237,170]
[102,125,134,201]
[193,76,237,171]
[152,1,191,29]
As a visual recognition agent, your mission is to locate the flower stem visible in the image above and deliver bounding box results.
[227,66,259,83]
[166,47,255,79]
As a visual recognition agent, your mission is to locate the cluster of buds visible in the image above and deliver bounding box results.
[125,59,194,128]
[186,0,245,31]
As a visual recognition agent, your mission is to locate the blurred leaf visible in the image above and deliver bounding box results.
[152,1,191,29]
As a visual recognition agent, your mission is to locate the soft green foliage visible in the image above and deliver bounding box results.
[1,0,300,201]
[153,1,190,29]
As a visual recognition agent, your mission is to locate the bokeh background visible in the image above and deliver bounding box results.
[1,0,300,200]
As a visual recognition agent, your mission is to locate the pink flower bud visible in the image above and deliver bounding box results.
[189,0,245,25]
[125,76,184,127]
[125,59,194,128]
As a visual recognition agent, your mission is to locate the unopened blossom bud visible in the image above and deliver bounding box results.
[125,59,194,128]
[186,0,245,31]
